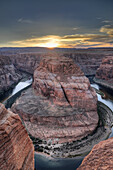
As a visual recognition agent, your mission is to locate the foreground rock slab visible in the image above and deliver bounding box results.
[0,103,34,170]
[78,137,113,170]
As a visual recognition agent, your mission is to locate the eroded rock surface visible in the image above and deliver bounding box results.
[12,56,98,156]
[0,55,22,96]
[64,53,104,76]
[10,53,42,74]
[0,103,34,170]
[95,56,113,90]
[78,137,113,170]
[96,56,113,80]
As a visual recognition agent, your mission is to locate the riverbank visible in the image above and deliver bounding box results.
[94,77,113,94]
[34,152,84,170]
[0,71,32,102]
[29,101,111,159]
[1,77,32,108]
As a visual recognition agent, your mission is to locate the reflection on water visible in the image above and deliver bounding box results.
[91,83,99,90]
[1,78,32,103]
[91,84,113,112]
[11,79,32,96]
[35,153,84,170]
[109,127,113,138]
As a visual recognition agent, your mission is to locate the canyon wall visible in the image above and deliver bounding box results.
[0,55,22,97]
[10,53,43,74]
[96,56,113,80]
[10,51,105,76]
[0,103,34,170]
[78,137,113,170]
[95,56,113,90]
[64,53,104,76]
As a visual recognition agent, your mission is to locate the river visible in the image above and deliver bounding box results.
[1,80,113,170]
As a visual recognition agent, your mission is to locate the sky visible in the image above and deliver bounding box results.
[0,0,113,48]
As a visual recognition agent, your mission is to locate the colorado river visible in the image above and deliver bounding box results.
[11,78,32,96]
[91,84,113,112]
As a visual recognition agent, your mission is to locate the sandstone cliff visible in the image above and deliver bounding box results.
[96,56,113,80]
[10,53,42,74]
[64,53,104,76]
[12,56,98,149]
[0,103,34,170]
[78,137,113,170]
[10,51,105,76]
[95,56,113,90]
[0,55,22,97]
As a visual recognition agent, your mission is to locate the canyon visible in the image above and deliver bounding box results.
[78,137,113,170]
[11,55,98,157]
[0,103,34,170]
[95,56,113,91]
[0,55,22,97]
[0,47,113,169]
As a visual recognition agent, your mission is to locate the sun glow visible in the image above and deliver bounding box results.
[7,34,113,48]
[40,39,59,48]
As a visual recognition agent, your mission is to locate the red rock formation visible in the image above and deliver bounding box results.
[0,55,22,96]
[12,56,98,145]
[95,56,113,89]
[78,137,113,170]
[64,53,104,76]
[33,56,97,109]
[10,51,105,76]
[0,103,34,170]
[96,56,113,80]
[11,53,42,74]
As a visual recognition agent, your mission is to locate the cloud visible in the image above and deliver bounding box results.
[102,20,112,23]
[96,17,102,20]
[3,25,113,48]
[100,25,113,35]
[18,18,33,24]
[9,32,113,48]
[72,27,79,31]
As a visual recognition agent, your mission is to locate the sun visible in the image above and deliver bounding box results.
[45,40,59,48]
[34,36,60,48]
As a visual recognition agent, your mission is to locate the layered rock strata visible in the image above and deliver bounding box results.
[0,55,22,96]
[64,53,104,76]
[10,53,42,74]
[95,56,113,90]
[12,56,98,156]
[12,56,98,158]
[10,51,105,76]
[78,137,113,170]
[0,103,34,170]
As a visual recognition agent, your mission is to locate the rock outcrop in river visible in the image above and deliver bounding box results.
[95,56,113,90]
[78,137,113,170]
[0,55,22,97]
[12,55,98,157]
[0,103,34,170]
